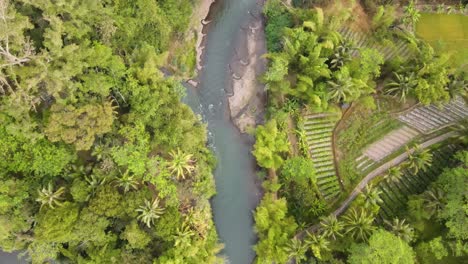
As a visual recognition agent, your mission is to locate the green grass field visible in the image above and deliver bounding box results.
[416,13,468,69]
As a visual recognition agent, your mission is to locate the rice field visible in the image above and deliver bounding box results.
[416,13,468,68]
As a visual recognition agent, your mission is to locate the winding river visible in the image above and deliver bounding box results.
[183,0,264,263]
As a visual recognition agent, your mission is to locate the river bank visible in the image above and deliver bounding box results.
[185,0,265,262]
[227,2,267,133]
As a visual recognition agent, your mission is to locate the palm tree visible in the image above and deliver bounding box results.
[174,224,195,248]
[305,232,330,260]
[342,208,376,241]
[85,174,107,200]
[384,166,403,183]
[327,75,355,103]
[405,145,433,174]
[361,184,383,208]
[330,42,354,69]
[451,119,468,144]
[319,215,344,240]
[114,170,138,193]
[446,76,468,99]
[403,0,421,30]
[36,183,66,209]
[168,149,194,180]
[422,187,445,218]
[136,198,165,228]
[285,238,308,264]
[384,218,414,243]
[384,72,417,103]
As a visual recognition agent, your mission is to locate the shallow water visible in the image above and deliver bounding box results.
[183,0,263,263]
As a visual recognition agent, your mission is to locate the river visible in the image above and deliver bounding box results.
[183,0,264,263]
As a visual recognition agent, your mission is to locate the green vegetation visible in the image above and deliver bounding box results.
[416,13,468,69]
[254,0,468,263]
[0,0,221,263]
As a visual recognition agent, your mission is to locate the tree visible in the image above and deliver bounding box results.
[362,184,383,208]
[384,218,414,243]
[254,196,298,264]
[384,72,417,103]
[403,0,421,30]
[44,101,115,151]
[252,119,289,170]
[384,166,403,184]
[319,215,344,240]
[422,187,446,218]
[167,149,195,180]
[136,198,165,228]
[120,221,151,249]
[329,41,354,69]
[114,170,139,193]
[36,183,66,209]
[415,237,449,263]
[405,146,433,174]
[305,232,330,260]
[342,208,376,241]
[285,238,308,263]
[348,229,415,264]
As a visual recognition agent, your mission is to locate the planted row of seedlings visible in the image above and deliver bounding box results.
[304,112,342,201]
[398,96,468,134]
[374,145,460,222]
[338,27,413,60]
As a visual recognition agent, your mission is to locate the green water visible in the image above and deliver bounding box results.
[183,0,263,263]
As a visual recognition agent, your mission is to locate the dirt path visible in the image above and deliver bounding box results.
[295,131,457,239]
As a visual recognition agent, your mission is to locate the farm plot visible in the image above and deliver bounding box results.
[416,13,468,68]
[356,126,420,171]
[398,96,468,134]
[339,27,414,60]
[303,112,341,201]
[374,145,460,221]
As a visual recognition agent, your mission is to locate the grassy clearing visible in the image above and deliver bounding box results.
[416,13,468,69]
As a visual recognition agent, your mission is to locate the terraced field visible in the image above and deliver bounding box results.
[339,27,413,60]
[374,145,460,221]
[303,112,342,201]
[356,126,420,172]
[398,97,468,134]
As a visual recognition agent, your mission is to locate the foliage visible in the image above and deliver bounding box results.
[254,195,298,264]
[253,119,290,169]
[0,0,220,262]
[348,229,415,264]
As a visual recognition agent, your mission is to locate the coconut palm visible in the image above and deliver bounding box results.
[114,170,138,193]
[329,42,354,69]
[174,224,195,248]
[285,238,308,264]
[319,215,344,240]
[384,166,403,183]
[422,187,446,217]
[168,149,194,180]
[384,218,414,243]
[342,208,376,241]
[327,75,355,103]
[362,184,383,208]
[384,72,418,102]
[446,76,468,99]
[451,119,468,144]
[305,232,330,260]
[36,183,66,209]
[405,146,433,174]
[136,198,165,228]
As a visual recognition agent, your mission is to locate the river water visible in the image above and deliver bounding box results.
[183,0,263,263]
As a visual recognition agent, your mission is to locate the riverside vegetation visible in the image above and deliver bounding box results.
[0,0,222,263]
[253,0,467,263]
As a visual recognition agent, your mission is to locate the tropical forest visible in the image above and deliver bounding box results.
[0,0,466,264]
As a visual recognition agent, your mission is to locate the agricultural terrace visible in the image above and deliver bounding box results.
[416,13,468,69]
